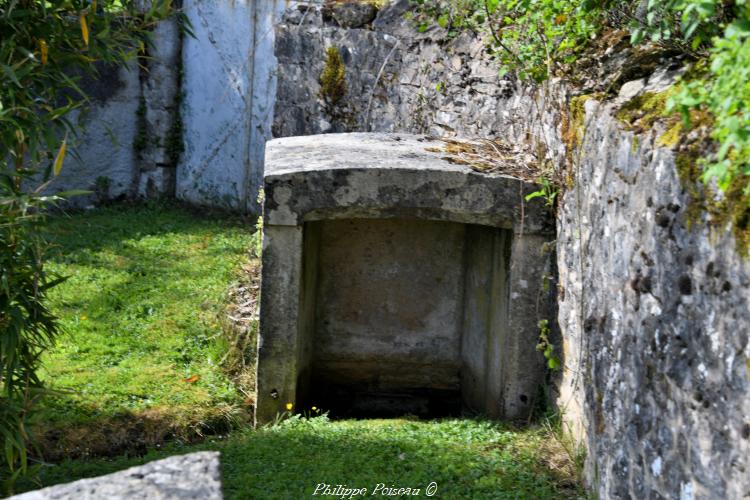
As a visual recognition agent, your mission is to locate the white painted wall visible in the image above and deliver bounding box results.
[178,0,292,213]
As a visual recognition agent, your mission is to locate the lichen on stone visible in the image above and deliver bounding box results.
[656,120,683,148]
[562,93,602,187]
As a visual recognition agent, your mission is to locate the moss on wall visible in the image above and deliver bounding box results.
[562,93,603,187]
[676,144,750,257]
[615,90,674,133]
[320,46,347,109]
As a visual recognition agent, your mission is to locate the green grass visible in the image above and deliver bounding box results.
[34,203,256,456]
[18,203,583,498]
[17,417,582,499]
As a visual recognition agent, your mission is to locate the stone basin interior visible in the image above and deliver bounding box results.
[296,217,512,418]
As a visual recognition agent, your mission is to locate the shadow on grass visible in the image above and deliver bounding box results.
[32,201,258,461]
[17,419,583,499]
[46,201,255,255]
[32,400,249,462]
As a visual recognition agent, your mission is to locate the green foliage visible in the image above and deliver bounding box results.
[414,0,603,81]
[535,320,561,371]
[525,177,558,208]
[627,0,736,53]
[15,418,583,498]
[668,21,750,198]
[0,0,176,179]
[0,1,176,486]
[0,184,63,489]
[486,0,602,82]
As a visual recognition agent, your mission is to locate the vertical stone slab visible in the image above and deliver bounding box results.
[178,0,253,210]
[502,233,550,419]
[461,226,512,418]
[255,225,304,424]
[137,17,181,198]
[460,226,493,414]
[484,229,511,418]
[178,0,292,212]
[295,221,321,409]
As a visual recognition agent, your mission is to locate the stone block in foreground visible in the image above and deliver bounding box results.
[12,452,222,500]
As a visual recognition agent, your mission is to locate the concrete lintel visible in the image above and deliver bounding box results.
[263,133,553,235]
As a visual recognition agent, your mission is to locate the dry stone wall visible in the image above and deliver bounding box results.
[273,2,750,498]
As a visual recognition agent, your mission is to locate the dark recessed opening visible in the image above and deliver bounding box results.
[297,218,511,419]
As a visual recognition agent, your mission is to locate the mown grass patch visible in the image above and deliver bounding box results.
[34,203,257,459]
[17,417,583,499]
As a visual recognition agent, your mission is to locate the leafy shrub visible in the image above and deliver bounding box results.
[416,0,749,210]
[0,0,178,489]
[668,18,750,198]
[483,0,602,82]
[0,182,62,487]
[627,0,734,53]
[413,0,603,81]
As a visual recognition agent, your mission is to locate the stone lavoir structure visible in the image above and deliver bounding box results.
[263,2,750,499]
[254,133,555,423]
[44,0,749,497]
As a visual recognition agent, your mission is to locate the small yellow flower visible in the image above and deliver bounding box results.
[80,315,88,321]
[285,402,293,411]
[311,406,317,411]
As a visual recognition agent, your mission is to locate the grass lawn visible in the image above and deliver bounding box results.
[17,203,583,498]
[17,417,583,499]
[35,203,257,458]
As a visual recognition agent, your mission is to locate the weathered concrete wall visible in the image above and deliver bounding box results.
[178,0,292,211]
[310,218,466,414]
[51,60,142,204]
[49,1,292,212]
[272,3,750,497]
[47,18,181,206]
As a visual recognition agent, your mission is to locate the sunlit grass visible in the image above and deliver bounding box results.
[36,203,254,435]
[17,417,583,499]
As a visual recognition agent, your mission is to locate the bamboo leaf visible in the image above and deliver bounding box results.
[1,64,21,87]
[53,137,67,176]
[55,189,91,198]
[39,39,48,65]
[80,14,89,46]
